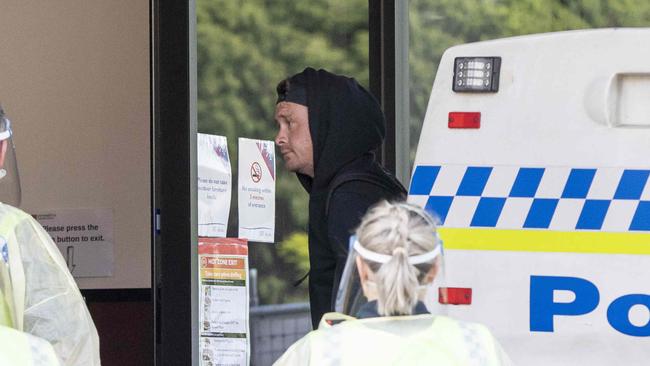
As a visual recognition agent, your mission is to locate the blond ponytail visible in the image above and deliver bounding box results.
[355,201,439,316]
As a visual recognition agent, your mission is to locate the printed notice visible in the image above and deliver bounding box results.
[238,138,275,243]
[199,237,249,366]
[33,208,114,277]
[198,133,232,237]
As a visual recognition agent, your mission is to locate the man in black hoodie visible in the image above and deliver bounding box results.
[274,68,406,328]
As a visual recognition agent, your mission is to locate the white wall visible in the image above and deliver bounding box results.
[0,0,151,289]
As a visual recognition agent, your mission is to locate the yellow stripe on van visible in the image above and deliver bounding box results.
[438,228,650,255]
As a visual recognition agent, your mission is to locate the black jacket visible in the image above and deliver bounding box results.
[291,68,406,328]
[356,300,430,319]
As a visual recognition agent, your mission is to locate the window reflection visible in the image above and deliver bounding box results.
[197,0,369,305]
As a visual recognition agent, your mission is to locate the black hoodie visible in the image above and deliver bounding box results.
[288,68,406,328]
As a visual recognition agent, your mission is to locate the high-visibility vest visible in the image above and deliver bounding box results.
[0,203,101,366]
[274,313,513,366]
[0,208,19,329]
[0,284,13,328]
[0,325,61,366]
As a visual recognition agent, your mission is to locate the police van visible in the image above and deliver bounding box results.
[408,28,650,365]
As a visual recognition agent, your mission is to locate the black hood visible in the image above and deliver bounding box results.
[286,68,386,193]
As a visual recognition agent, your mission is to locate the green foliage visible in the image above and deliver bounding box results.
[198,0,649,304]
[247,231,310,304]
[197,0,369,304]
[278,232,310,274]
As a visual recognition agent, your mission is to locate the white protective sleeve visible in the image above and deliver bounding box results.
[16,214,101,366]
[0,324,62,366]
[273,334,313,366]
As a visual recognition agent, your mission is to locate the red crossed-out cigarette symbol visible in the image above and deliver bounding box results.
[251,162,262,183]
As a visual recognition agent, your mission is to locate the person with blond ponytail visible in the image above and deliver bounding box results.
[275,201,513,366]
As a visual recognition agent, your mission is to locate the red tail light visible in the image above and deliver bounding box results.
[448,112,481,129]
[439,287,472,305]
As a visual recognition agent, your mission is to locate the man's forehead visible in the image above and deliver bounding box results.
[275,101,306,118]
[275,102,293,116]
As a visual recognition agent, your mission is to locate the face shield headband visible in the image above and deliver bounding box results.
[353,239,442,265]
[335,204,446,316]
[354,202,444,265]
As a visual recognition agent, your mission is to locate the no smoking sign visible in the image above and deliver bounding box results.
[250,162,262,183]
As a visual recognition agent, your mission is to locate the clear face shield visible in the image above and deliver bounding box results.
[0,106,21,207]
[335,228,448,318]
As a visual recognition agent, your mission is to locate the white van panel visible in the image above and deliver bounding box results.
[409,29,650,365]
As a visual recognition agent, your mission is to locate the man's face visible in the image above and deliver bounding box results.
[274,101,314,177]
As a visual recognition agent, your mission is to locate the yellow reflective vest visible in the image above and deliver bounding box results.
[0,246,14,328]
[275,313,513,366]
[0,324,61,366]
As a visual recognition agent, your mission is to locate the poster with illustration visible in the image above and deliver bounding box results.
[198,237,249,366]
[237,138,275,243]
[198,133,232,237]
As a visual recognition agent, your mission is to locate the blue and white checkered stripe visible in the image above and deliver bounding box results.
[408,165,650,232]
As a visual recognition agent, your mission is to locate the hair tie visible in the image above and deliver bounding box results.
[392,246,408,256]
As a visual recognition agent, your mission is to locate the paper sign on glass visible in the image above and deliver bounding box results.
[198,133,232,237]
[238,138,275,243]
[198,237,249,366]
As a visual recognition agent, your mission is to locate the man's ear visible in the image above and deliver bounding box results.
[423,261,439,284]
[0,140,7,169]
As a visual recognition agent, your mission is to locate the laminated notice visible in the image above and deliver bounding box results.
[198,133,232,237]
[33,208,114,278]
[199,237,250,366]
[238,138,275,243]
